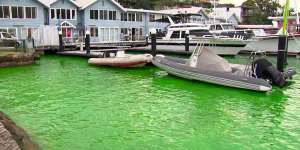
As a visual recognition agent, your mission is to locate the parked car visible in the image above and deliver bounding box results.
[0,32,20,48]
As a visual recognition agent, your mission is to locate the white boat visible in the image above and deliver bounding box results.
[154,22,250,56]
[243,34,300,55]
[88,51,153,68]
[152,43,297,92]
[206,23,300,55]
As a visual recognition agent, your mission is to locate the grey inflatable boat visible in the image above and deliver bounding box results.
[152,44,296,92]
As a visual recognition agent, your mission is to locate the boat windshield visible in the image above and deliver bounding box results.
[252,29,267,37]
[222,24,235,30]
[2,32,12,38]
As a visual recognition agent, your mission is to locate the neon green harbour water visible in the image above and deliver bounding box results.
[0,55,300,150]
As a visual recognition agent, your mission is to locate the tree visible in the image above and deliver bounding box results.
[117,0,195,10]
[242,0,281,24]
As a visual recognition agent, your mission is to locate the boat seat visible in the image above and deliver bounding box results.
[230,64,247,76]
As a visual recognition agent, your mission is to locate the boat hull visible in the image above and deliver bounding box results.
[243,35,300,55]
[152,55,272,92]
[154,38,249,56]
[88,54,153,68]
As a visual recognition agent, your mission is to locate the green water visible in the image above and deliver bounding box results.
[0,55,300,150]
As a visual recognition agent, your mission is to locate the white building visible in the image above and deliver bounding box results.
[210,7,242,25]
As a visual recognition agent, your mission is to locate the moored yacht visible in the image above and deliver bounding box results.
[155,22,251,56]
[206,23,300,55]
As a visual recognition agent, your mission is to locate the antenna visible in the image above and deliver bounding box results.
[295,0,299,24]
[213,0,216,25]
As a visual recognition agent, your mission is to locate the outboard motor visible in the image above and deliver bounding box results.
[252,58,296,87]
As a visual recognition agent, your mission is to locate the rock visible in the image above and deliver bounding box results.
[0,112,40,150]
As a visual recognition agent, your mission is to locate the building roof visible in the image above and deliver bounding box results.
[38,0,80,7]
[38,0,172,14]
[74,0,126,11]
[158,7,204,14]
[125,8,171,14]
[158,7,209,18]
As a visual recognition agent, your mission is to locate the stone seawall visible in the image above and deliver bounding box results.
[0,112,40,150]
[0,53,39,68]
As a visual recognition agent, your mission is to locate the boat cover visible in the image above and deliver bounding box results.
[188,48,232,73]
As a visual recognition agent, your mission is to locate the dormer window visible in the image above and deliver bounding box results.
[51,8,76,20]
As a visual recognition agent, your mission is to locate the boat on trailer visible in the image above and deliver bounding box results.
[152,43,296,92]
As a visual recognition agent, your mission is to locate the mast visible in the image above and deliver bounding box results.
[213,0,216,25]
[295,0,299,24]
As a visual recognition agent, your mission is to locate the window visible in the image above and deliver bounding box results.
[66,9,70,19]
[121,28,128,35]
[136,13,143,22]
[56,9,61,19]
[99,10,104,19]
[216,25,222,30]
[107,11,116,20]
[32,7,36,18]
[113,11,116,20]
[103,10,107,20]
[121,13,127,21]
[61,9,66,19]
[51,9,55,19]
[190,30,210,37]
[0,28,17,38]
[25,7,36,19]
[128,13,132,21]
[108,11,112,20]
[150,14,155,22]
[51,9,75,20]
[0,6,10,18]
[121,13,124,21]
[11,7,18,18]
[181,31,186,38]
[90,27,98,37]
[90,10,98,19]
[131,13,135,21]
[128,13,136,21]
[4,6,10,18]
[170,31,180,39]
[0,6,3,18]
[18,7,24,18]
[72,10,76,19]
[21,28,38,39]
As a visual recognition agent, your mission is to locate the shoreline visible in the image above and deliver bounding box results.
[0,52,40,68]
[0,112,40,150]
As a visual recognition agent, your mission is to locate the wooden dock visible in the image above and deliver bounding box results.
[57,49,123,58]
[64,41,146,49]
[126,45,192,55]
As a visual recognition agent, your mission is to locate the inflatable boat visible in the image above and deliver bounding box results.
[88,51,153,68]
[152,44,296,92]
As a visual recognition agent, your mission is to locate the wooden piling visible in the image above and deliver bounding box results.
[185,30,190,52]
[85,31,91,54]
[277,35,287,72]
[59,31,64,52]
[150,29,157,57]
